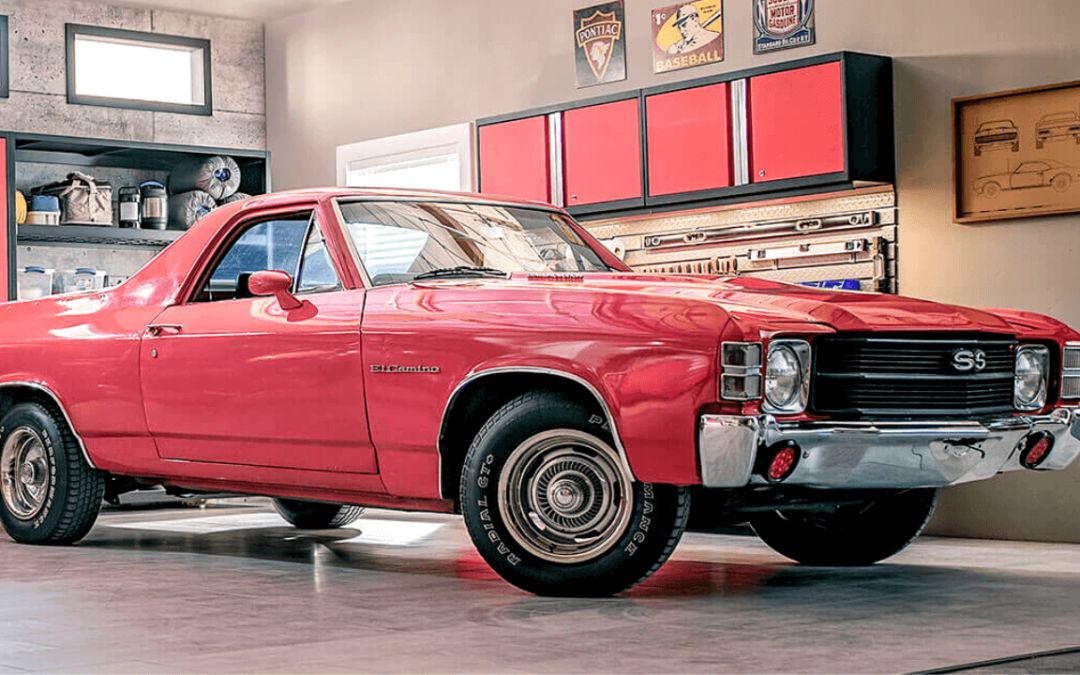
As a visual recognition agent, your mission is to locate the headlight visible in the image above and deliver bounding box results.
[1014,345,1049,411]
[763,340,811,414]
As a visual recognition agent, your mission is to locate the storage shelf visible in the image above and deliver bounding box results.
[16,224,183,249]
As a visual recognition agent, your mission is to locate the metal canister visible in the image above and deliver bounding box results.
[118,186,140,228]
[139,181,168,230]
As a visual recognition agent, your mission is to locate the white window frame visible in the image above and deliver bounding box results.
[336,122,474,192]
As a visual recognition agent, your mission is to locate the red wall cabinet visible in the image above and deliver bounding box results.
[646,82,733,198]
[477,115,551,203]
[749,62,845,183]
[476,52,893,217]
[562,98,643,210]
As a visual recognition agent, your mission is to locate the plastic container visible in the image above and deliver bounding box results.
[55,268,107,295]
[118,186,140,228]
[30,195,60,212]
[139,181,168,230]
[17,267,54,301]
[25,195,61,225]
[25,211,60,225]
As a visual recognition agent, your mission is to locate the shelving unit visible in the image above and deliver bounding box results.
[16,225,183,249]
[2,131,271,300]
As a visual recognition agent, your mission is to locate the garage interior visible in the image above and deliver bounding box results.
[2,0,1080,673]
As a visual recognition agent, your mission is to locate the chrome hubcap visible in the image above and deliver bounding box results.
[1,427,51,520]
[498,429,633,563]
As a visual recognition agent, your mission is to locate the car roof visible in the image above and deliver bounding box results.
[246,187,562,212]
[979,120,1015,127]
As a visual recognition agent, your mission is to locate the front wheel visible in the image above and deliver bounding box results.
[272,498,364,529]
[749,488,938,566]
[460,391,689,596]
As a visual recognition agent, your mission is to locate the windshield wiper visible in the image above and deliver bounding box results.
[412,266,509,281]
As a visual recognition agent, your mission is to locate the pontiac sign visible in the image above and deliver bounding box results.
[574,2,627,88]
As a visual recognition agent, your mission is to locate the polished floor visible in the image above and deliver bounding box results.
[1,499,1079,674]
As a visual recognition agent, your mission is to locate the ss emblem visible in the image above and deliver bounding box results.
[951,348,987,373]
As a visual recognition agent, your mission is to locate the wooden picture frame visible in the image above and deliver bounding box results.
[954,81,1080,223]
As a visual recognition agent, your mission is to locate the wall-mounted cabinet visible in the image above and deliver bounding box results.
[477,115,551,203]
[477,51,894,219]
[748,62,845,183]
[1,132,270,301]
[562,98,643,210]
[645,82,733,198]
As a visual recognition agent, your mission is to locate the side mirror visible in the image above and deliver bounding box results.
[248,270,303,310]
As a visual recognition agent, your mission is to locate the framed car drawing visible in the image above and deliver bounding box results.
[954,80,1080,223]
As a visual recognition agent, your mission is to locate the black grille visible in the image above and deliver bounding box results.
[811,334,1017,417]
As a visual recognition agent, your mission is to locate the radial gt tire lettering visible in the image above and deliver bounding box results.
[460,390,690,597]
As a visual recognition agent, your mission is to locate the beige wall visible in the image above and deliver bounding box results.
[267,0,1080,542]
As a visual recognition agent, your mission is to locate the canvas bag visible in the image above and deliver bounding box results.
[35,171,114,226]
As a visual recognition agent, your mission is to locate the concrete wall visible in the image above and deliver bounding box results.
[266,0,1080,542]
[0,0,265,149]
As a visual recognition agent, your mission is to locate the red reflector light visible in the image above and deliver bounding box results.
[769,447,796,480]
[758,442,800,483]
[1021,433,1054,469]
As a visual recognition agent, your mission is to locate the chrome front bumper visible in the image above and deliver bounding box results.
[698,408,1080,489]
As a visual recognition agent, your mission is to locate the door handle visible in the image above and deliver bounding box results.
[146,324,183,336]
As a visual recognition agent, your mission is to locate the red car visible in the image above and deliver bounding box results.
[1,188,1078,596]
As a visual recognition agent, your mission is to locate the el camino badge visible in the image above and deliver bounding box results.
[753,0,815,54]
[370,365,441,374]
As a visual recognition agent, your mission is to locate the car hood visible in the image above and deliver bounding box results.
[504,273,1059,338]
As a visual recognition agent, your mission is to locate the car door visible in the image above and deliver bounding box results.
[1011,162,1048,189]
[139,207,376,473]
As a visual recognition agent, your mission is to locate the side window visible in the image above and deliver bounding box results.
[195,215,310,302]
[296,220,343,293]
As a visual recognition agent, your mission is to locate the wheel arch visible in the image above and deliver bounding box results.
[437,368,635,503]
[0,382,96,469]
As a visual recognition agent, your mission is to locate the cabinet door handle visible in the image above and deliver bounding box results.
[146,324,182,336]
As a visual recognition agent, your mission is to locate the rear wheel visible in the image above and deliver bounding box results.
[0,403,104,544]
[460,391,690,597]
[749,489,938,566]
[272,498,364,529]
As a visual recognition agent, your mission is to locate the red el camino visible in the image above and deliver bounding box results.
[1,188,1078,596]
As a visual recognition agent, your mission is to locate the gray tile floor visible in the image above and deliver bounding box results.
[1,500,1079,674]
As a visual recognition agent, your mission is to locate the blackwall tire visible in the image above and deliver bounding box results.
[460,391,690,597]
[0,403,104,544]
[272,498,364,529]
[749,488,939,566]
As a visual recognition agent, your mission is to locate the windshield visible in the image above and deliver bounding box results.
[337,200,617,286]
